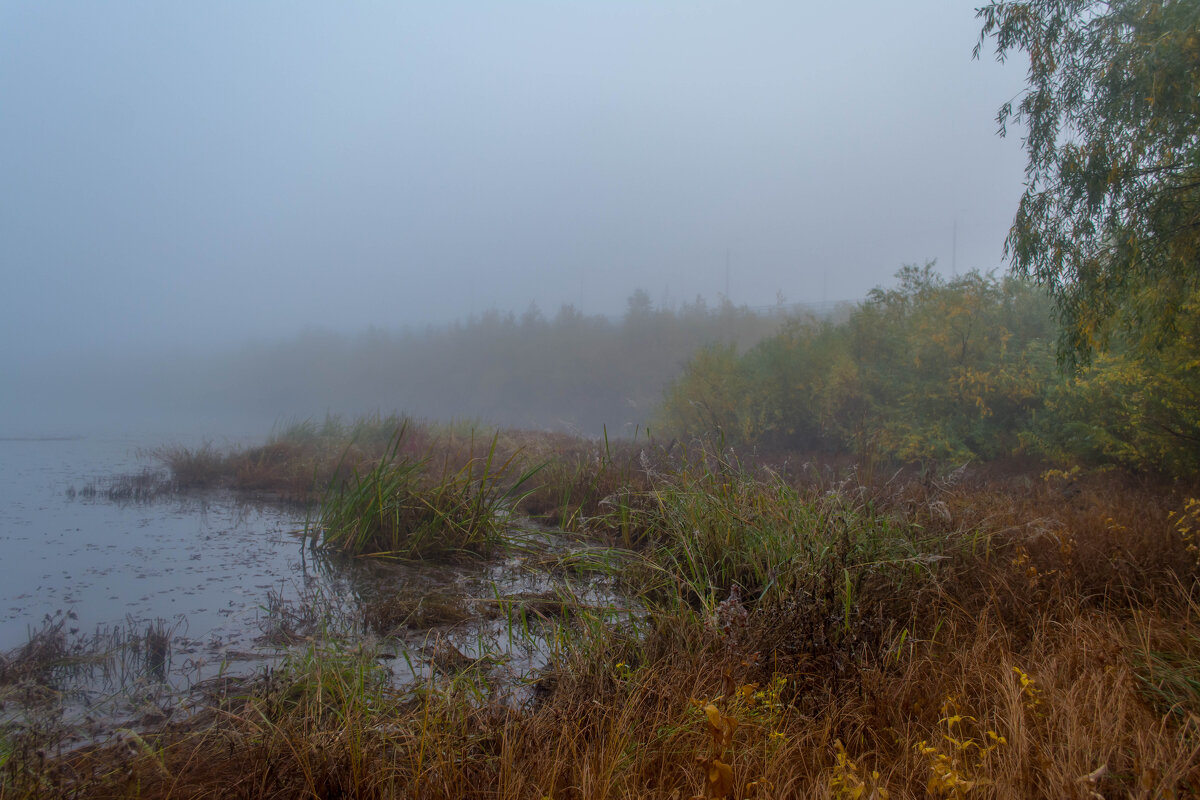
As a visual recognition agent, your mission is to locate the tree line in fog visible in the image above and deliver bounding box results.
[14,293,789,436]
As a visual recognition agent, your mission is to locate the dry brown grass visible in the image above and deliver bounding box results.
[154,420,667,526]
[27,593,1199,799]
[17,437,1200,798]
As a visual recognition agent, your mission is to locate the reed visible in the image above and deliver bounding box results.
[313,426,542,559]
[17,423,1200,798]
[152,443,227,489]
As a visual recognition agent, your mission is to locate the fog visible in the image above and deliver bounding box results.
[0,2,1027,436]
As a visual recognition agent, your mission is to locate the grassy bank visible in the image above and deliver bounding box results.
[7,422,1198,797]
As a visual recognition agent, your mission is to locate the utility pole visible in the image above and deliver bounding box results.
[724,249,732,342]
[952,218,958,276]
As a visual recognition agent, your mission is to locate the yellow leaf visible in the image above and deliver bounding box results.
[697,755,735,799]
[704,704,738,752]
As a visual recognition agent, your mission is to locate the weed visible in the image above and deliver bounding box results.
[829,740,890,799]
[915,696,1008,797]
[1169,497,1200,567]
[313,427,541,559]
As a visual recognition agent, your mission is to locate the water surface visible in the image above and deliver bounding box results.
[0,433,306,652]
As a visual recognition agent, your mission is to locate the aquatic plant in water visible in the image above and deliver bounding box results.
[313,425,542,559]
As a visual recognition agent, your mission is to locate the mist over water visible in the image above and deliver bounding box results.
[2,2,1026,430]
[4,297,798,438]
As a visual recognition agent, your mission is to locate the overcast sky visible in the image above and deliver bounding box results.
[1,1,1027,360]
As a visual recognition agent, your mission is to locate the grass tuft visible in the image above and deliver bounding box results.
[313,425,543,559]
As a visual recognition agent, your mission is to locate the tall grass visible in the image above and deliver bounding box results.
[314,426,543,559]
[44,421,1200,798]
[579,448,952,639]
[152,443,227,489]
[27,593,1200,798]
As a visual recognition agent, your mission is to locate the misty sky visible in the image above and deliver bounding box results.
[1,1,1027,360]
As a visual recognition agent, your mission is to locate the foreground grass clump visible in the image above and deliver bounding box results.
[314,427,541,559]
[597,454,949,622]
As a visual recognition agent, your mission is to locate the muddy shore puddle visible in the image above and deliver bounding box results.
[0,435,635,751]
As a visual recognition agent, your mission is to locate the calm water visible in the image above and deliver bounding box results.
[0,433,307,652]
